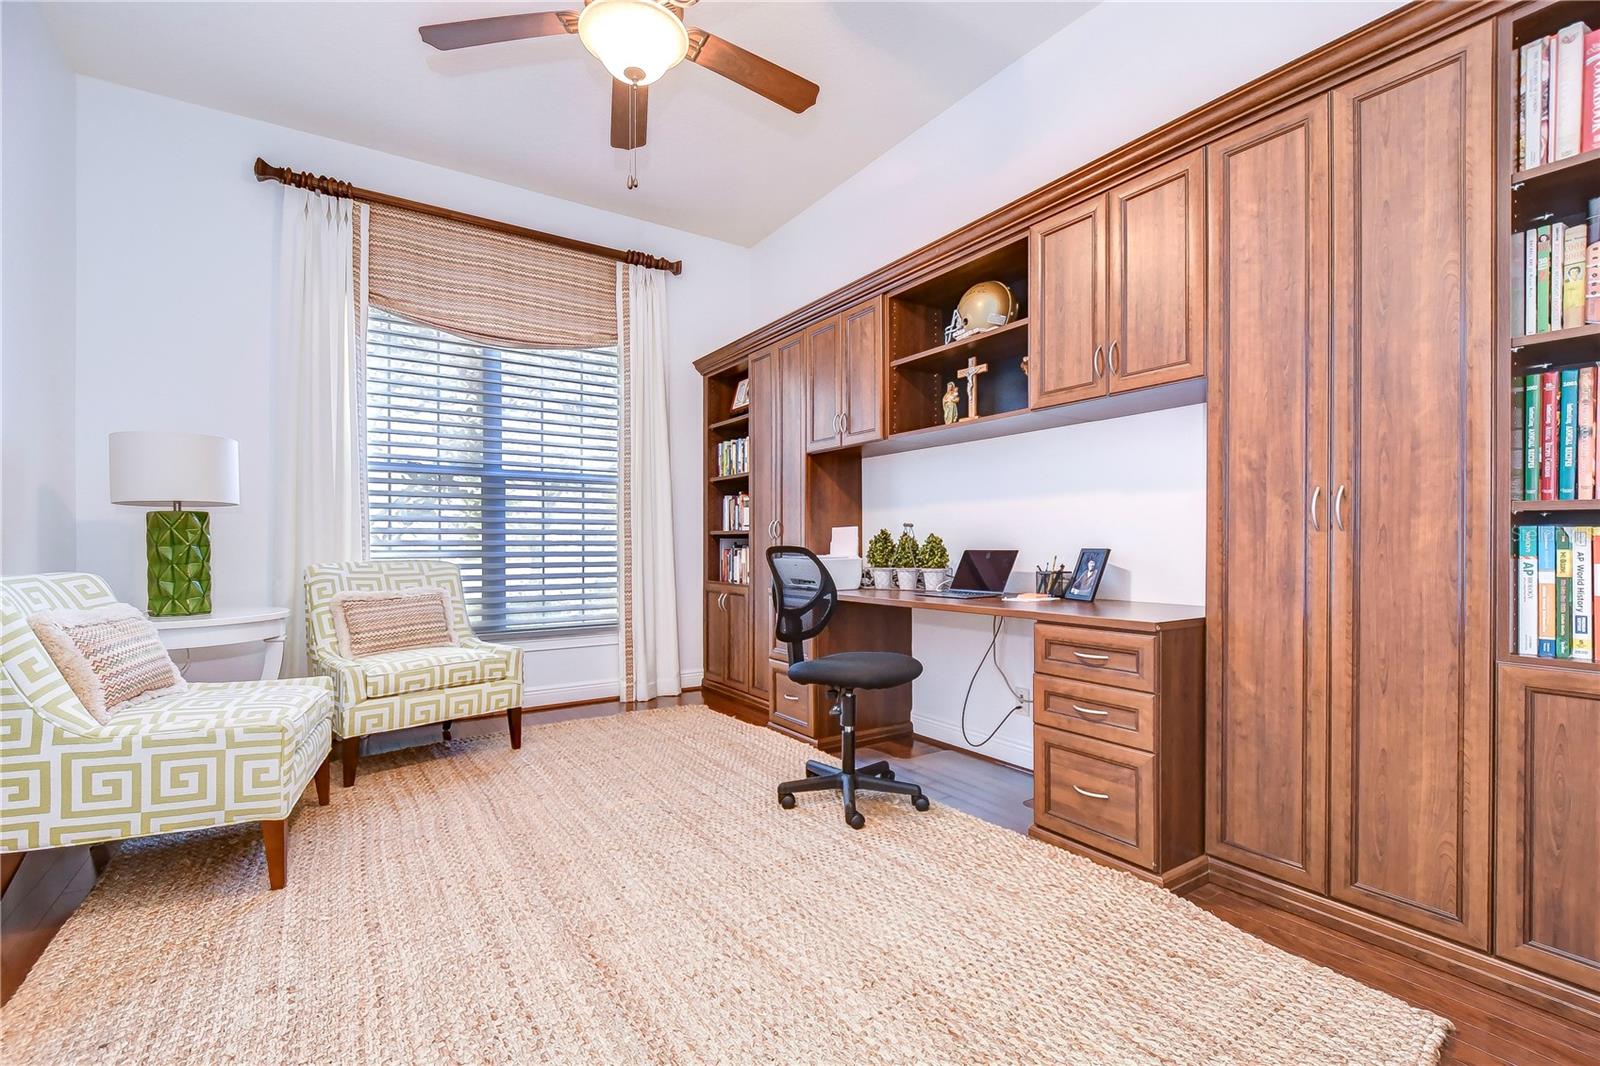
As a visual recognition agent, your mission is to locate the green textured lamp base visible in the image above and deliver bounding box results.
[146,510,212,616]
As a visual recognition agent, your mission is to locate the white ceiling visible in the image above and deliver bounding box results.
[44,2,1093,246]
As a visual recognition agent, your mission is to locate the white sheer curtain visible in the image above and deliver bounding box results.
[617,263,681,702]
[270,187,366,675]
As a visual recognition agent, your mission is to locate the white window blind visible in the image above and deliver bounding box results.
[365,306,619,636]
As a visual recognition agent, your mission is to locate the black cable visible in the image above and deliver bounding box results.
[960,616,1023,748]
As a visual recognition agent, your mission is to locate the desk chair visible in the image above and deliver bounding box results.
[767,546,930,829]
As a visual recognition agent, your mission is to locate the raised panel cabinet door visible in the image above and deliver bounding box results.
[804,315,843,453]
[1328,25,1493,949]
[723,590,751,690]
[839,296,884,446]
[1205,98,1332,892]
[1107,148,1206,392]
[746,349,777,700]
[773,333,807,660]
[1028,194,1108,409]
[1495,665,1600,992]
[704,591,730,685]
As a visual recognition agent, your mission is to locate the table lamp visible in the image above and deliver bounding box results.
[109,431,239,616]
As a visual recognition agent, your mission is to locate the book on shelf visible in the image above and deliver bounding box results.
[1525,373,1541,499]
[1589,199,1600,325]
[1515,523,1600,663]
[1561,368,1579,499]
[1564,225,1589,328]
[1514,377,1526,501]
[715,436,749,477]
[719,491,751,532]
[1553,222,1567,333]
[1557,526,1574,658]
[1512,230,1526,338]
[1587,29,1600,153]
[717,543,750,584]
[1539,525,1557,658]
[1541,371,1559,500]
[1536,226,1553,333]
[1517,212,1600,334]
[1576,527,1595,662]
[1519,24,1596,165]
[1556,23,1590,161]
[1581,367,1597,500]
[1518,526,1539,656]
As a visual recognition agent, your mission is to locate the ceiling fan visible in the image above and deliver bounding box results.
[419,0,820,189]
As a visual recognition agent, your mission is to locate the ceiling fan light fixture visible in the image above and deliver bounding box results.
[577,0,688,86]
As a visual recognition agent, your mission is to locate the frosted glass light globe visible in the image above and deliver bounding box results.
[577,0,689,86]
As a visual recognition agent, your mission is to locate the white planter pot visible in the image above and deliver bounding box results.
[894,568,921,591]
[921,567,952,591]
[868,567,895,589]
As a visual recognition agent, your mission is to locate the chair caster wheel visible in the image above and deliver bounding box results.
[779,793,796,809]
[846,810,865,830]
[912,795,930,812]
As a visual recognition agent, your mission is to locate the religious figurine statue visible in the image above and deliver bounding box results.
[942,381,960,424]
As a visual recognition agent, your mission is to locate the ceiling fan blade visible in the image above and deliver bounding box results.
[418,11,578,51]
[686,28,818,114]
[610,80,648,150]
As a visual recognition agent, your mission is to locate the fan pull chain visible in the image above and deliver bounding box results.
[627,81,640,190]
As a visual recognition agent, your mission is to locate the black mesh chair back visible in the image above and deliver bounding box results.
[766,545,837,664]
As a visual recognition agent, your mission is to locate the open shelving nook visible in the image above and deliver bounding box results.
[886,236,1030,436]
[704,360,752,588]
[1497,0,1600,668]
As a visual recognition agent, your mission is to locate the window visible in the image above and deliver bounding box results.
[364,306,619,636]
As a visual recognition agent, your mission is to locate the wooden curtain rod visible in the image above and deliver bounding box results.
[253,157,683,276]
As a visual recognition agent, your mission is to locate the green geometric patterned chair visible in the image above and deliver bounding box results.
[0,572,334,890]
[303,560,524,786]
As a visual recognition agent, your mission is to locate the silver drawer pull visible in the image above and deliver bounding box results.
[1072,784,1111,800]
[1072,651,1111,662]
[1072,705,1109,717]
[782,693,800,702]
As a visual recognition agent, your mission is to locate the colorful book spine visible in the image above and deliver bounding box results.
[1564,224,1589,328]
[1512,230,1526,338]
[1557,527,1574,659]
[1536,225,1553,332]
[1527,223,1541,331]
[1542,37,1555,165]
[1513,377,1527,501]
[1524,40,1546,167]
[1561,369,1580,499]
[1525,373,1542,498]
[1586,29,1600,153]
[1555,23,1591,160]
[1518,526,1540,656]
[1542,371,1560,500]
[1539,525,1557,657]
[1552,222,1567,332]
[1575,527,1594,663]
[1590,238,1600,325]
[1581,367,1596,500]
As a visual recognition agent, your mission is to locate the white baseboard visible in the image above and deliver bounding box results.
[911,713,1033,771]
[679,669,704,689]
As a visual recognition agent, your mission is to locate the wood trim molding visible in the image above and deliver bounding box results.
[1208,859,1600,1034]
[694,0,1498,375]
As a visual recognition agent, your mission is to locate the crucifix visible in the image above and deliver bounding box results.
[956,355,989,422]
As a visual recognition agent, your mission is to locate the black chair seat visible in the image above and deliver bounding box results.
[789,651,923,691]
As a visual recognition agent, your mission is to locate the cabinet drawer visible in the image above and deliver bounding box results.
[769,662,817,735]
[1034,727,1156,869]
[1035,624,1158,692]
[1034,675,1156,752]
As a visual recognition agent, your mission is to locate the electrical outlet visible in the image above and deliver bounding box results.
[1015,689,1032,715]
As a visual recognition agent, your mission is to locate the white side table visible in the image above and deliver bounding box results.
[150,607,290,681]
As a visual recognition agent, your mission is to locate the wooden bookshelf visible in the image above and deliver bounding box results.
[703,361,752,596]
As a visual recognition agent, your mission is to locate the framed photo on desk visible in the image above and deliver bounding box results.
[1063,548,1109,602]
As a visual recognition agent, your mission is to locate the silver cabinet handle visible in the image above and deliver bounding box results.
[1092,344,1104,379]
[718,593,727,611]
[1309,485,1323,532]
[841,410,849,435]
[1072,784,1111,800]
[1334,484,1348,531]
[1072,650,1111,662]
[782,693,800,702]
[1109,340,1121,374]
[1072,705,1109,717]
[774,519,782,540]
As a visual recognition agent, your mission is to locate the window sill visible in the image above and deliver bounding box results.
[481,626,619,651]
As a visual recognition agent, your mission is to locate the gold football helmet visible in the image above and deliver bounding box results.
[947,281,1019,342]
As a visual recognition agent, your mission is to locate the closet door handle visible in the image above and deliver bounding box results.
[1309,485,1323,532]
[1108,340,1121,374]
[1072,650,1111,662]
[1072,784,1111,800]
[1334,484,1348,531]
[1072,705,1109,718]
[1092,344,1104,379]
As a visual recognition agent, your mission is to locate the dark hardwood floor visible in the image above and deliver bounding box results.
[4,692,1595,1063]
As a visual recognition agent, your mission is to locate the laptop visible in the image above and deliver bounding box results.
[920,549,1018,599]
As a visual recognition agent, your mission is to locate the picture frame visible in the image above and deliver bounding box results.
[1062,548,1110,602]
[730,377,751,412]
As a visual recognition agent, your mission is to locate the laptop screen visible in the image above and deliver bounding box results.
[950,550,1018,593]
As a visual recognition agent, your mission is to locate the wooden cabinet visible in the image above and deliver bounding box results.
[805,297,885,453]
[746,348,778,701]
[1327,25,1493,950]
[1495,665,1600,993]
[704,590,750,691]
[1028,149,1204,411]
[1205,98,1332,892]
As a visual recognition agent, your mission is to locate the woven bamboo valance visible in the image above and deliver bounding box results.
[365,202,618,350]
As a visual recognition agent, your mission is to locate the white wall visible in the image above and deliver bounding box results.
[741,0,1400,766]
[1,2,78,575]
[71,78,753,696]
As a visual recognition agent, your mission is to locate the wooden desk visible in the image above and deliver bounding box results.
[781,588,1206,890]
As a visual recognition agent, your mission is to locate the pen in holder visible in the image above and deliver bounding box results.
[1037,566,1070,598]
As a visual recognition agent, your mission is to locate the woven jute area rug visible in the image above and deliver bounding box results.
[2,706,1448,1064]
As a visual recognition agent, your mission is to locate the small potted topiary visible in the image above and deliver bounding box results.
[893,530,922,591]
[866,528,895,589]
[920,533,951,591]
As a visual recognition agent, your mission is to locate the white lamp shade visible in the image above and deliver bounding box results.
[577,0,688,86]
[109,431,240,508]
